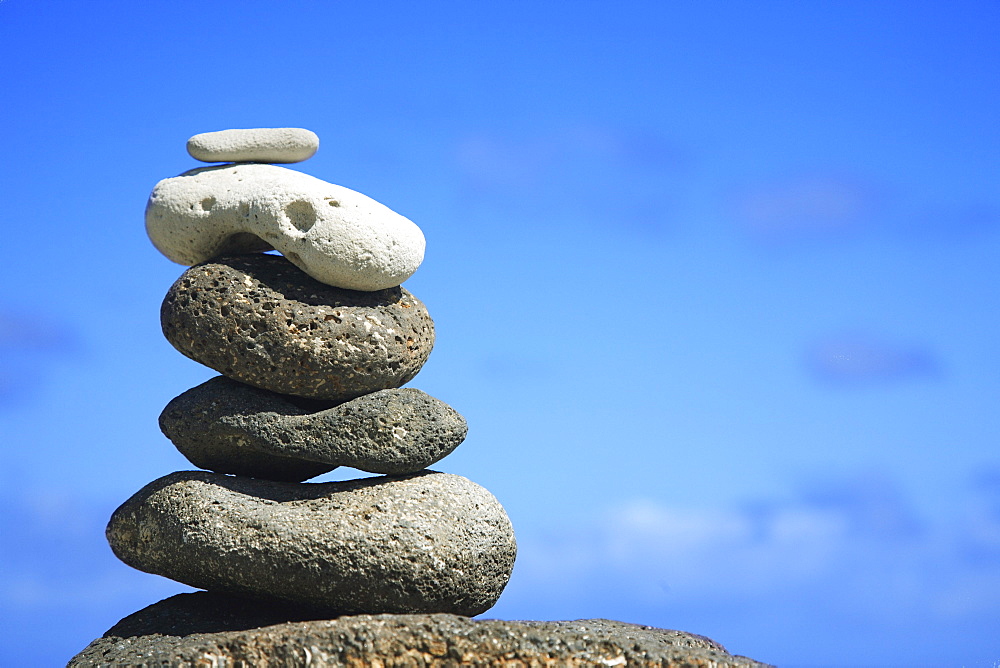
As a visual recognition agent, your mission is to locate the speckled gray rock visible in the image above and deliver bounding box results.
[69,592,772,667]
[159,377,468,482]
[161,254,434,401]
[106,471,515,616]
[187,128,319,163]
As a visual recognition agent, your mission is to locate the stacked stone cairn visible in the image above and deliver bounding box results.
[72,128,771,667]
[106,128,517,617]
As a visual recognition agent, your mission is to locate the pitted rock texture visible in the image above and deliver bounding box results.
[146,162,425,291]
[160,377,468,482]
[106,471,516,616]
[187,127,320,163]
[161,254,434,401]
[69,592,772,668]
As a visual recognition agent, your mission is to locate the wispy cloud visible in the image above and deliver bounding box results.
[732,174,879,241]
[731,174,999,248]
[456,126,687,188]
[0,307,81,405]
[804,333,940,385]
[507,471,1000,627]
[453,125,689,237]
[898,202,1000,241]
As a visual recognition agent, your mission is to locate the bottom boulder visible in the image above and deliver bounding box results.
[69,592,772,667]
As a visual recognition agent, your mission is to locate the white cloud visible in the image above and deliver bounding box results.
[452,125,686,237]
[455,125,686,189]
[733,175,877,239]
[805,333,940,385]
[509,473,1000,627]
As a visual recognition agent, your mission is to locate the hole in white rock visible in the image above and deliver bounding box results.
[285,200,316,233]
[201,196,216,211]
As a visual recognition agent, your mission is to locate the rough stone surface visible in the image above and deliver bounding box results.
[161,254,434,401]
[160,377,468,482]
[146,162,425,291]
[69,592,772,667]
[186,128,320,164]
[107,471,516,616]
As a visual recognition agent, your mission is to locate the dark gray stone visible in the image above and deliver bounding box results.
[69,592,772,667]
[160,254,434,401]
[107,471,516,616]
[159,377,468,482]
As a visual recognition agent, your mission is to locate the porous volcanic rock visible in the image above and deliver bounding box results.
[106,471,516,616]
[146,162,425,291]
[161,254,434,401]
[160,376,468,481]
[69,592,772,667]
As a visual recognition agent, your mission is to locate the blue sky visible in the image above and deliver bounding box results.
[1,1,999,666]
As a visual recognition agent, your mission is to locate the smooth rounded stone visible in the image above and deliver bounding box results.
[161,254,434,401]
[106,470,517,616]
[186,127,319,163]
[146,162,425,291]
[160,377,468,482]
[69,593,773,668]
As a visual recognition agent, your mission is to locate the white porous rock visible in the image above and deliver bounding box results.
[187,128,319,163]
[145,164,425,291]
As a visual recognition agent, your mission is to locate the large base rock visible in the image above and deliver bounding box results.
[69,592,772,667]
